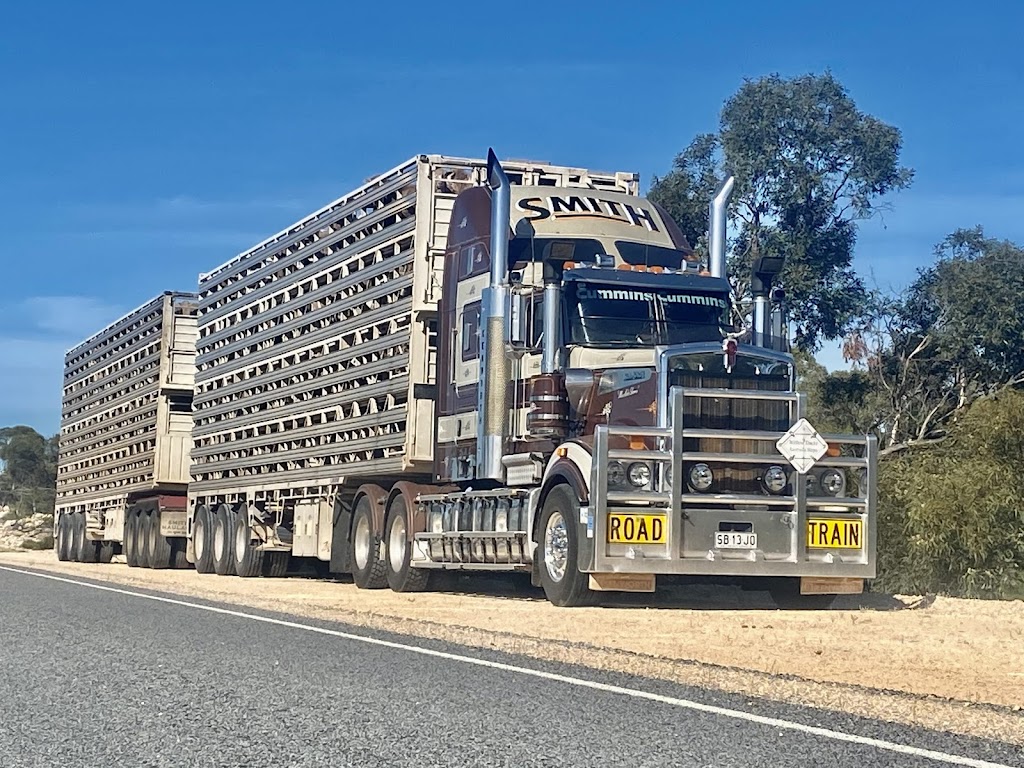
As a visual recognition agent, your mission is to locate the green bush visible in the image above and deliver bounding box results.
[874,389,1024,598]
[21,534,54,551]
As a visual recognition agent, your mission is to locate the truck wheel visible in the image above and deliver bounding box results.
[262,551,290,578]
[147,510,174,569]
[98,542,114,564]
[351,496,386,589]
[124,511,139,567]
[173,547,190,569]
[78,516,99,564]
[537,485,597,607]
[212,504,237,576]
[768,579,836,610]
[73,512,98,563]
[385,495,430,592]
[68,512,83,562]
[137,512,154,568]
[56,514,71,561]
[193,505,215,574]
[233,509,264,578]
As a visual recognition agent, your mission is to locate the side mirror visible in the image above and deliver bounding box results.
[506,287,541,355]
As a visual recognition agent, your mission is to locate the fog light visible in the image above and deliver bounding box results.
[627,462,651,488]
[688,463,713,492]
[821,468,845,497]
[608,461,626,488]
[762,465,787,494]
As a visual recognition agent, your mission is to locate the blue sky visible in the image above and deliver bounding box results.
[2,1,1023,435]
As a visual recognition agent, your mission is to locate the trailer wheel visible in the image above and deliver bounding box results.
[124,510,139,567]
[137,511,155,568]
[233,509,264,578]
[351,496,386,589]
[98,542,114,564]
[68,512,83,562]
[172,547,190,569]
[537,485,597,607]
[768,578,836,610]
[73,512,99,564]
[193,505,215,574]
[262,551,290,578]
[212,504,237,576]
[56,514,71,562]
[146,510,174,569]
[385,495,430,593]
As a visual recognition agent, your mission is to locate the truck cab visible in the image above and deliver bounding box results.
[424,152,876,606]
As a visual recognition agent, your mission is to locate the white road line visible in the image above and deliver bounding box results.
[0,565,1014,768]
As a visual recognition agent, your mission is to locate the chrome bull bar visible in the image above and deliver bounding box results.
[587,386,878,578]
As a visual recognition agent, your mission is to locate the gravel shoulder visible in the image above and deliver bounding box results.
[2,550,1022,746]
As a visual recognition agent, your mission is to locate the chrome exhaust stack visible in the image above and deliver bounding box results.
[477,149,512,481]
[708,176,734,278]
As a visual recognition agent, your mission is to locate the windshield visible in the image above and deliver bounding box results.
[566,281,729,347]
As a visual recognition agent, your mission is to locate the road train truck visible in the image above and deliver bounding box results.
[54,151,877,607]
[183,151,877,606]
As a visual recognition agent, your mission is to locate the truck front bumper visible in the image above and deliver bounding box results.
[586,387,878,580]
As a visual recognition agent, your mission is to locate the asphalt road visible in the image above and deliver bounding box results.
[0,565,1020,768]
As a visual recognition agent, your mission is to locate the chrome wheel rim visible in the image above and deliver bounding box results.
[354,513,371,570]
[543,511,569,583]
[388,514,407,574]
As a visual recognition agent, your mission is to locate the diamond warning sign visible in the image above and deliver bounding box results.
[776,418,828,474]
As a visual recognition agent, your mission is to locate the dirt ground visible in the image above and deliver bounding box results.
[2,550,1021,745]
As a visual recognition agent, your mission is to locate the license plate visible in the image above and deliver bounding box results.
[159,509,187,537]
[714,531,757,549]
[807,518,863,549]
[607,513,667,544]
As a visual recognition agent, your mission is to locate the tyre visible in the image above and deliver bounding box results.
[350,496,386,589]
[537,485,597,607]
[97,542,115,564]
[768,578,836,610]
[262,551,290,578]
[173,548,190,569]
[146,510,174,569]
[232,508,264,578]
[124,511,139,567]
[212,504,237,576]
[137,512,153,568]
[384,494,429,593]
[67,512,83,562]
[78,516,99,564]
[193,505,215,574]
[72,512,98,563]
[56,514,71,562]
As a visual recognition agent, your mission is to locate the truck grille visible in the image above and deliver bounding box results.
[670,359,794,496]
[673,372,790,433]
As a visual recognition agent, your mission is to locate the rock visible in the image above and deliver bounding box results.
[0,512,55,551]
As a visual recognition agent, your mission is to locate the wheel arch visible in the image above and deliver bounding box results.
[535,444,593,543]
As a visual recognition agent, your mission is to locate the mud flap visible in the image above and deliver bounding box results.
[588,573,655,592]
[800,576,864,595]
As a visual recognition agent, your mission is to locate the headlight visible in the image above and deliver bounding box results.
[820,468,845,497]
[762,465,787,494]
[688,463,713,492]
[627,462,651,488]
[607,461,626,488]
